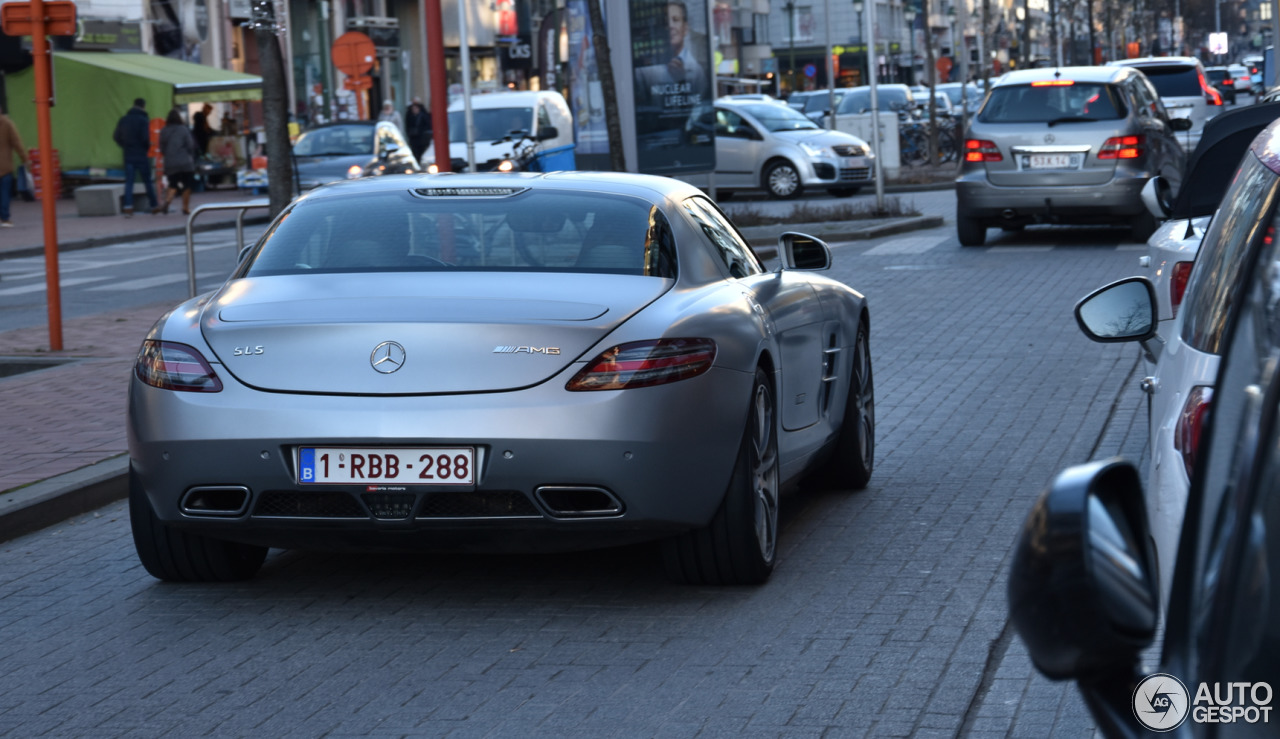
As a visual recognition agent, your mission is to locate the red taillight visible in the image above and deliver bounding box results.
[1202,72,1224,105]
[1174,386,1213,480]
[1170,261,1193,316]
[566,338,716,391]
[1098,135,1146,160]
[134,340,223,392]
[964,139,1002,162]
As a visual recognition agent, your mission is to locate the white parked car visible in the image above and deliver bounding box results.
[1076,101,1280,607]
[678,98,876,199]
[1108,56,1223,150]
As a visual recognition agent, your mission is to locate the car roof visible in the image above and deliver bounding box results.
[447,91,564,111]
[992,65,1132,86]
[297,171,707,204]
[1109,56,1203,69]
[1172,101,1280,219]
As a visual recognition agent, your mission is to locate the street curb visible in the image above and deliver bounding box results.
[5,216,272,261]
[741,214,946,248]
[0,456,129,544]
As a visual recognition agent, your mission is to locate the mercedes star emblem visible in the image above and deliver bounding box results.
[1044,134,1055,144]
[370,341,406,374]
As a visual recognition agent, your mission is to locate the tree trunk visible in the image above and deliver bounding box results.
[923,0,938,166]
[253,2,293,218]
[586,0,626,172]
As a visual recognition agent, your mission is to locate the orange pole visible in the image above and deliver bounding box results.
[30,0,63,351]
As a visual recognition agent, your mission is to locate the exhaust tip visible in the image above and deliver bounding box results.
[534,486,624,518]
[181,486,250,517]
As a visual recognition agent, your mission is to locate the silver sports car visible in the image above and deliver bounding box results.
[127,172,874,585]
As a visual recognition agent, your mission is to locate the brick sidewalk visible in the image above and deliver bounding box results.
[0,302,169,494]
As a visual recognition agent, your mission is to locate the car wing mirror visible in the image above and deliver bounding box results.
[778,232,832,271]
[1008,458,1157,681]
[1074,277,1157,343]
[380,143,400,160]
[1140,176,1173,219]
[538,125,558,141]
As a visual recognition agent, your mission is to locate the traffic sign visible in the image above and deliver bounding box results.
[2,1,77,36]
[332,31,376,76]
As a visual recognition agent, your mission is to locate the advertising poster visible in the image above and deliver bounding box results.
[630,0,715,174]
[566,0,609,156]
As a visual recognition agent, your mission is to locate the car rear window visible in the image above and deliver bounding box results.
[978,82,1126,123]
[1206,69,1230,83]
[1135,65,1203,97]
[243,188,678,278]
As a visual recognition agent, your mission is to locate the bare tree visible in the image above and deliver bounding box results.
[250,0,293,218]
[586,0,627,172]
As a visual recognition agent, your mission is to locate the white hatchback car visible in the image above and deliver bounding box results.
[1076,102,1280,607]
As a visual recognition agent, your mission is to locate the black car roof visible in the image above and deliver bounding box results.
[1173,101,1280,220]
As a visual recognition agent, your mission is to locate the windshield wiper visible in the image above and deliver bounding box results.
[1046,116,1096,127]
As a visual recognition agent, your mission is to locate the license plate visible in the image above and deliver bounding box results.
[298,447,475,485]
[842,156,867,167]
[1024,154,1079,170]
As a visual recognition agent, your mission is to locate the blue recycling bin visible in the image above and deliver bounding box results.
[530,144,576,172]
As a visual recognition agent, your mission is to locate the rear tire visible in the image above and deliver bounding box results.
[957,213,987,246]
[818,322,875,490]
[662,367,779,585]
[130,468,267,582]
[1130,210,1158,243]
[715,190,735,202]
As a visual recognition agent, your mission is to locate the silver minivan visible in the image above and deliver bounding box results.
[1108,56,1222,150]
[955,66,1190,246]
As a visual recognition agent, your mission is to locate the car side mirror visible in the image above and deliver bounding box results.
[1170,117,1193,132]
[778,232,832,271]
[1008,458,1157,681]
[1140,176,1173,219]
[1074,277,1157,343]
[538,126,558,141]
[380,143,400,160]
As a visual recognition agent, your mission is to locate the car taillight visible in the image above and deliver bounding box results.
[135,340,223,392]
[1170,260,1193,316]
[1202,73,1224,105]
[964,139,1002,162]
[1174,386,1213,480]
[566,338,716,391]
[1098,135,1145,159]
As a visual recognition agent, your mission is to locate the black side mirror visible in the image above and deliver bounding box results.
[380,143,400,161]
[1008,458,1158,680]
[1074,277,1157,343]
[538,126,558,141]
[778,232,832,271]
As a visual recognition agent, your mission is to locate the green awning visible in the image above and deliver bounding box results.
[53,51,263,103]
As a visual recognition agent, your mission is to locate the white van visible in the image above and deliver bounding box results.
[422,91,576,172]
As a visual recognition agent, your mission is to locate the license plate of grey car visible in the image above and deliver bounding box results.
[1024,154,1079,170]
[297,447,475,485]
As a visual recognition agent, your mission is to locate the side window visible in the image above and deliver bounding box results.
[681,196,763,278]
[537,104,553,133]
[716,110,749,138]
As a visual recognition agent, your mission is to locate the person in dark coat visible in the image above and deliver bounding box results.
[404,97,432,162]
[158,109,199,215]
[192,103,215,154]
[112,98,159,216]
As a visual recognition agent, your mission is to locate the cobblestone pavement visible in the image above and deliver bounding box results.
[0,206,1153,736]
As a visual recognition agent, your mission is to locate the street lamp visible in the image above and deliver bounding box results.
[905,5,917,86]
[854,0,864,84]
[784,1,797,93]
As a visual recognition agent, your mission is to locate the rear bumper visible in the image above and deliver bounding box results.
[955,173,1147,222]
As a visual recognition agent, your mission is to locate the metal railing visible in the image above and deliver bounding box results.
[184,199,271,297]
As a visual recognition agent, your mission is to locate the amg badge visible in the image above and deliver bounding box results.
[493,346,561,355]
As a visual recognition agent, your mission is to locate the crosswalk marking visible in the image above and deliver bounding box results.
[863,236,948,256]
[0,276,111,297]
[88,272,226,291]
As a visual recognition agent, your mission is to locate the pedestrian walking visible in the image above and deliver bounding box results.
[112,98,159,217]
[378,100,404,131]
[0,108,27,228]
[158,109,199,215]
[192,103,215,154]
[404,97,432,161]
